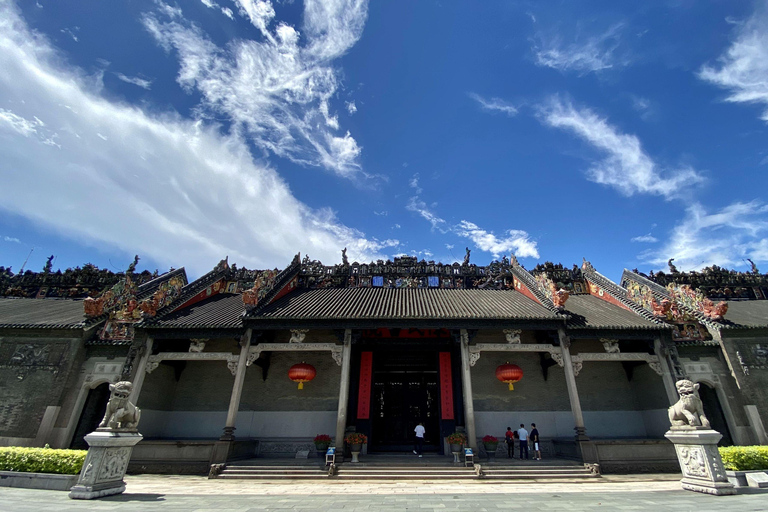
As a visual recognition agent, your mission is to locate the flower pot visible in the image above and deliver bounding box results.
[450,443,463,453]
[315,443,329,457]
[484,443,498,459]
[350,443,362,463]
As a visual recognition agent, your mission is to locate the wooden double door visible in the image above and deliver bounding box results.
[369,351,440,452]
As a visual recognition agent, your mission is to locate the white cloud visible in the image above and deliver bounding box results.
[406,197,447,232]
[455,221,539,259]
[538,97,705,199]
[533,23,627,74]
[0,0,394,276]
[221,7,234,20]
[143,0,368,179]
[630,234,658,243]
[408,173,423,194]
[346,101,357,114]
[0,108,59,147]
[640,201,768,271]
[468,93,518,116]
[699,6,768,122]
[114,72,153,90]
[3,236,21,243]
[60,27,78,42]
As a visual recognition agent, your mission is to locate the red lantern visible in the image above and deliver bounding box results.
[496,362,523,391]
[288,362,316,390]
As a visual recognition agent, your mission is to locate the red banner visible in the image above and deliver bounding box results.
[357,351,373,419]
[439,352,454,420]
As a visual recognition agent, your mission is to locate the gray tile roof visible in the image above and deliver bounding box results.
[248,288,560,321]
[0,298,86,329]
[563,294,666,330]
[722,300,768,329]
[145,293,245,330]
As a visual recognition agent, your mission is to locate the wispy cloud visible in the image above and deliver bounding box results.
[533,23,627,74]
[60,27,78,42]
[631,234,658,243]
[455,221,539,259]
[0,108,59,147]
[0,0,394,276]
[468,93,518,116]
[639,201,768,271]
[114,72,152,90]
[406,196,447,232]
[143,0,368,179]
[538,97,705,199]
[698,5,768,122]
[346,101,357,114]
[3,236,21,243]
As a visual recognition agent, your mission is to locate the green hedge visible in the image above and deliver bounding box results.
[719,446,768,471]
[0,447,87,475]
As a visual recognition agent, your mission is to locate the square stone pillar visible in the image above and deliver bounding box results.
[69,431,143,499]
[664,429,735,495]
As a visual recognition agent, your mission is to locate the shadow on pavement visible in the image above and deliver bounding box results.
[102,493,166,502]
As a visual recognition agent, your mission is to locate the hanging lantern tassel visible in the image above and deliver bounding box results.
[496,362,523,391]
[288,362,317,390]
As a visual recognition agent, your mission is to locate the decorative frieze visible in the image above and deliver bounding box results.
[247,343,344,366]
[468,343,561,366]
[289,329,309,343]
[600,339,620,353]
[145,352,240,376]
[502,329,521,344]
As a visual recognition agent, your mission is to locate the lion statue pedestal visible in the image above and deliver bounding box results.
[664,380,735,496]
[69,381,143,500]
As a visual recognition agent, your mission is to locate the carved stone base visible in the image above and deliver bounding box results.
[69,431,143,500]
[664,429,735,496]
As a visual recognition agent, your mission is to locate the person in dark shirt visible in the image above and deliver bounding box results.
[530,423,541,460]
[504,427,515,458]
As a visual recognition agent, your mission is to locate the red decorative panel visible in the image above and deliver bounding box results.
[357,352,373,419]
[439,352,454,420]
[514,277,542,305]
[172,278,225,312]
[586,279,632,311]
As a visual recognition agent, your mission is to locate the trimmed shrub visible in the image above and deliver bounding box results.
[719,446,768,471]
[0,447,87,475]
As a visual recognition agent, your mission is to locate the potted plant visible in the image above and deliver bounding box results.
[313,434,332,457]
[482,435,499,459]
[344,432,368,463]
[447,432,467,453]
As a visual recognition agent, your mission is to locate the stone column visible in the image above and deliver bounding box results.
[211,331,252,464]
[221,329,252,440]
[558,329,597,463]
[128,337,154,405]
[654,337,679,405]
[558,329,586,437]
[459,329,477,449]
[335,329,353,452]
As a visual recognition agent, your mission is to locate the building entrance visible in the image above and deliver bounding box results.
[370,350,440,452]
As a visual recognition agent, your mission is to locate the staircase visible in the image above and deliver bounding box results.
[212,461,600,480]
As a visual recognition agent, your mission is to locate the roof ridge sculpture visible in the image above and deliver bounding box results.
[507,257,567,316]
[620,268,729,327]
[580,263,665,325]
[243,253,302,312]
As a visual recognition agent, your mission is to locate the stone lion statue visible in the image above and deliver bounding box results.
[668,379,710,429]
[98,381,141,430]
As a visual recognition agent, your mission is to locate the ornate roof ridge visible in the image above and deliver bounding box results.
[582,265,667,325]
[508,260,566,317]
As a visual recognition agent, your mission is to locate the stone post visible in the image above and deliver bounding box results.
[335,329,353,456]
[654,337,679,405]
[558,328,597,463]
[128,337,153,405]
[211,330,252,464]
[459,329,477,450]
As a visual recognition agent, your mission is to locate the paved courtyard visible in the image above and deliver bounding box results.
[1,474,768,511]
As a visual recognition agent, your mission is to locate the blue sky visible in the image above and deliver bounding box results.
[1,0,768,281]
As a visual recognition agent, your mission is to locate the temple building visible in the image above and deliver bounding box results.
[1,253,766,474]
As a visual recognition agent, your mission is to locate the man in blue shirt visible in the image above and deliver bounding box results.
[517,424,529,460]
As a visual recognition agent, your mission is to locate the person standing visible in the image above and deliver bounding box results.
[530,423,541,460]
[413,422,425,457]
[517,423,529,460]
[504,427,515,458]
